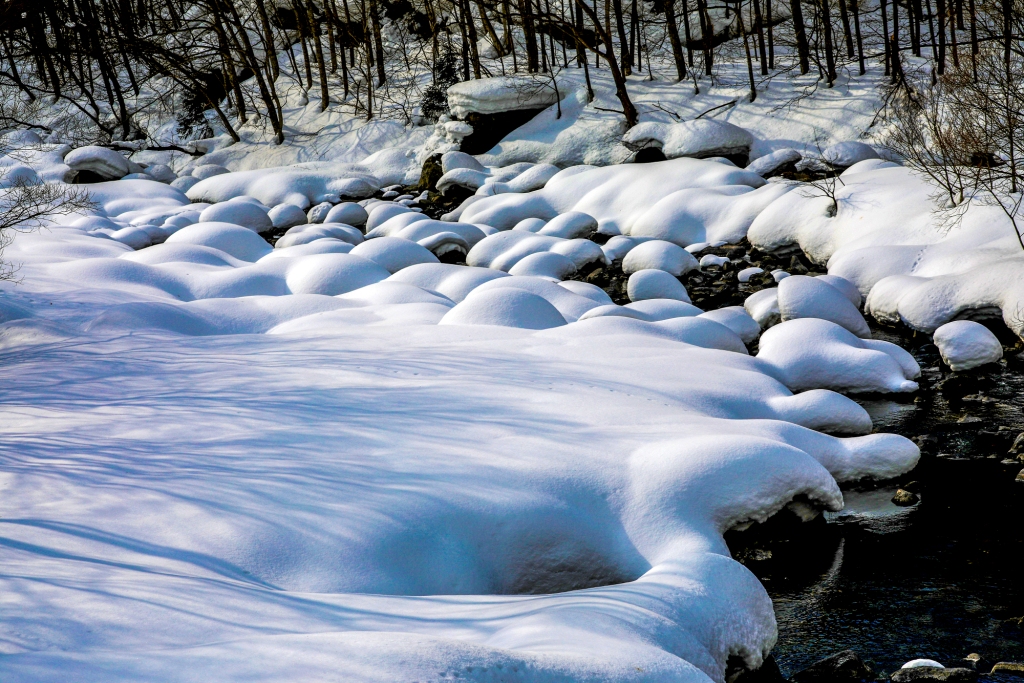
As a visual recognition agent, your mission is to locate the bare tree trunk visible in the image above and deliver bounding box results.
[837,0,854,56]
[465,0,482,77]
[612,0,632,74]
[880,0,891,76]
[790,0,811,74]
[851,0,865,73]
[936,0,947,74]
[665,0,688,79]
[819,0,837,85]
[575,0,637,126]
[737,0,757,100]
[368,0,385,85]
[753,0,768,74]
[696,0,714,73]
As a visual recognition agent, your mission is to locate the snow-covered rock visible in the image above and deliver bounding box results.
[145,164,177,183]
[777,275,871,338]
[349,237,440,274]
[187,162,381,208]
[822,141,880,169]
[64,146,130,180]
[441,151,487,174]
[747,149,801,177]
[757,318,920,393]
[284,253,390,295]
[170,176,200,192]
[324,202,369,226]
[306,201,333,223]
[276,223,364,248]
[902,660,946,669]
[699,306,761,344]
[622,240,699,276]
[738,266,764,282]
[199,201,273,234]
[537,211,598,239]
[447,75,571,118]
[165,222,274,262]
[507,251,577,279]
[745,287,781,329]
[269,203,308,230]
[627,269,691,303]
[932,320,1004,371]
[622,120,754,161]
[440,287,567,329]
[192,164,231,179]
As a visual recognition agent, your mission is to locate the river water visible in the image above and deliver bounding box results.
[743,323,1024,678]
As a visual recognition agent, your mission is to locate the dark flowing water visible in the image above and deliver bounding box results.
[738,323,1024,679]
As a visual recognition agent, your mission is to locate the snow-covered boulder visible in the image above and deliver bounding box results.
[171,176,199,192]
[349,237,439,274]
[622,240,699,276]
[932,320,1003,371]
[777,275,871,338]
[758,318,920,393]
[192,164,231,180]
[507,251,577,279]
[447,75,571,118]
[822,141,880,169]
[366,203,414,231]
[699,306,761,344]
[744,287,781,329]
[325,202,369,226]
[165,222,273,262]
[747,149,801,177]
[440,287,567,329]
[199,201,273,234]
[284,253,390,295]
[387,263,508,302]
[537,211,598,239]
[441,151,487,174]
[269,203,308,230]
[145,164,177,184]
[64,146,130,180]
[627,269,691,303]
[307,202,333,223]
[622,120,754,162]
[0,164,42,187]
[513,217,547,232]
[276,223,364,249]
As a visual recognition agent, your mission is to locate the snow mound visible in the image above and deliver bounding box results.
[538,211,598,239]
[932,320,1004,371]
[822,141,880,168]
[325,202,369,226]
[623,120,754,161]
[165,222,273,262]
[186,162,381,209]
[699,306,762,344]
[622,240,699,276]
[460,157,767,238]
[758,318,921,393]
[507,251,577,279]
[440,287,567,329]
[350,237,440,274]
[628,269,691,302]
[778,275,871,338]
[745,287,781,329]
[468,231,604,272]
[625,299,702,320]
[269,203,308,229]
[276,223,364,248]
[192,164,231,179]
[747,149,802,177]
[284,253,390,295]
[387,263,508,302]
[64,145,130,180]
[447,74,572,117]
[199,201,273,234]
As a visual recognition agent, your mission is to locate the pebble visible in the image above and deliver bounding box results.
[382,190,400,199]
[890,667,977,682]
[1016,469,1024,483]
[791,649,874,683]
[892,489,920,506]
[962,654,991,674]
[991,662,1024,676]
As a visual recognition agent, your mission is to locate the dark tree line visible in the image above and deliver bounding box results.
[0,0,1018,142]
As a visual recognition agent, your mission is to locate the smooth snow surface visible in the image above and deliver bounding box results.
[932,320,1004,371]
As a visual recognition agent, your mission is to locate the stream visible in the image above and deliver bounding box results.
[746,323,1024,679]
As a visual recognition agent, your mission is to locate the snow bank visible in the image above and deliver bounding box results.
[0,156,927,683]
[748,162,1024,339]
[623,119,754,161]
[186,162,382,208]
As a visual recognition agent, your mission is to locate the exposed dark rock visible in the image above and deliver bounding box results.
[417,153,443,192]
[890,667,977,682]
[1010,432,1024,454]
[892,489,920,506]
[731,654,786,683]
[991,661,1024,676]
[961,654,991,673]
[791,649,875,683]
[458,108,547,155]
[633,147,668,163]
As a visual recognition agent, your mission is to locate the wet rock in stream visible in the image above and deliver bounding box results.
[790,649,875,683]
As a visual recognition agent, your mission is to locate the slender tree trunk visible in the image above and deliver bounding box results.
[967,0,977,80]
[936,0,947,74]
[368,0,385,85]
[737,0,757,100]
[851,0,865,73]
[696,0,713,73]
[790,0,810,74]
[681,0,694,66]
[575,0,637,126]
[819,0,837,85]
[837,0,854,56]
[880,0,891,75]
[465,0,482,77]
[753,0,768,74]
[612,0,632,74]
[665,0,688,79]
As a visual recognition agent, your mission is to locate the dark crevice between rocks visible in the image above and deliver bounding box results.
[457,108,548,156]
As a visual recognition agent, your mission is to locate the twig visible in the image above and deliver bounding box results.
[694,99,738,119]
